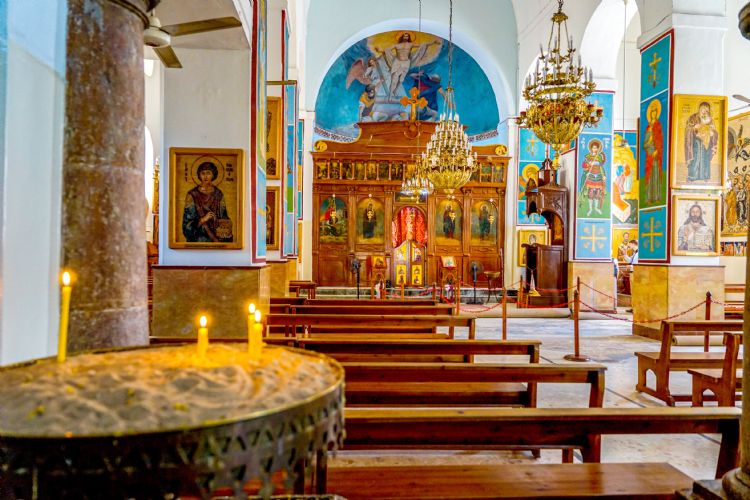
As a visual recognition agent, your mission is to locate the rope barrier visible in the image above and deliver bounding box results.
[578,299,706,324]
[579,282,618,301]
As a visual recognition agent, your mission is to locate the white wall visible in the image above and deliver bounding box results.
[0,0,66,364]
[159,48,254,266]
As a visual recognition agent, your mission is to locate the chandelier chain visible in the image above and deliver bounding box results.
[448,0,453,89]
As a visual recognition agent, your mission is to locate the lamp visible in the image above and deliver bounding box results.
[517,0,602,181]
[404,0,478,195]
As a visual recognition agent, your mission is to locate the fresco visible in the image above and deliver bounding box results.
[637,31,672,261]
[470,200,497,246]
[314,30,499,143]
[612,227,638,263]
[612,130,638,225]
[356,197,385,244]
[434,199,462,246]
[319,196,347,244]
[584,92,614,135]
[517,127,546,225]
[639,206,668,260]
[639,91,669,209]
[575,219,611,260]
[576,134,612,219]
[253,0,268,260]
[724,111,750,236]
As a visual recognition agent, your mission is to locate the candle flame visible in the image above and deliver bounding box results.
[199,315,207,327]
[248,303,256,314]
[62,271,71,286]
[254,310,262,323]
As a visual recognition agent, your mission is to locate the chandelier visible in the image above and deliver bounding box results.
[402,0,477,195]
[517,0,601,176]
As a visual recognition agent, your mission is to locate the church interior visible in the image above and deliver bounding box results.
[1,0,750,498]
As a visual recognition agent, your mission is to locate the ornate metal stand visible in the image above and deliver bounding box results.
[0,346,345,500]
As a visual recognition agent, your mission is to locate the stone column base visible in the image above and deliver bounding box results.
[631,264,724,338]
[151,266,270,338]
[267,260,298,297]
[568,261,617,312]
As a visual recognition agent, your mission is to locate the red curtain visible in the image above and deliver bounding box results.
[391,207,427,247]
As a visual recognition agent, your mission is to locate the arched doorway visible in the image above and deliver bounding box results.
[391,206,427,286]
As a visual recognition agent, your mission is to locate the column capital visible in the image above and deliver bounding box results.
[106,0,161,28]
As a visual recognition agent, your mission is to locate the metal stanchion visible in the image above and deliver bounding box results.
[704,291,712,352]
[564,290,590,362]
[456,285,461,315]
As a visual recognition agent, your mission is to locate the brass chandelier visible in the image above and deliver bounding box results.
[517,0,601,176]
[403,0,477,195]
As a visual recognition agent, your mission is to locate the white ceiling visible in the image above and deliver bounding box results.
[150,0,249,51]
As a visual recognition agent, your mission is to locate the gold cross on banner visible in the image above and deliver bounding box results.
[648,52,662,89]
[400,87,428,122]
[581,227,604,250]
[526,134,538,156]
[642,216,663,252]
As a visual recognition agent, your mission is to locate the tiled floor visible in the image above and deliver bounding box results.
[331,316,735,481]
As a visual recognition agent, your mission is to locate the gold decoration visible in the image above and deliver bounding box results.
[516,0,601,178]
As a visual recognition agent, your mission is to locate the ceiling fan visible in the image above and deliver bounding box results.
[144,12,242,69]
[731,94,750,113]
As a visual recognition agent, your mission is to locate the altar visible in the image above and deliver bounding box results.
[311,121,509,287]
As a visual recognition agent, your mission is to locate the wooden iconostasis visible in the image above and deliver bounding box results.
[312,121,509,287]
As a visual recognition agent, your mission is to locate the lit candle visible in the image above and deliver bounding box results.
[250,310,264,361]
[197,315,208,360]
[247,303,256,354]
[57,271,72,363]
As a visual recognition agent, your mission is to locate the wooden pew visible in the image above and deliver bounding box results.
[689,332,743,407]
[724,284,744,319]
[267,314,476,339]
[270,304,455,316]
[319,407,741,499]
[288,280,317,298]
[341,362,605,409]
[270,297,441,306]
[634,319,744,405]
[296,338,539,364]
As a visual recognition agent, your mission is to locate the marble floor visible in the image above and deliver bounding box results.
[330,315,736,481]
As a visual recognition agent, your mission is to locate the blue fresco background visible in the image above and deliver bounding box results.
[637,31,671,261]
[315,31,499,141]
[639,206,668,260]
[575,219,612,260]
[517,128,546,225]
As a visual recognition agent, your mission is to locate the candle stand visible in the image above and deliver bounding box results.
[0,345,345,499]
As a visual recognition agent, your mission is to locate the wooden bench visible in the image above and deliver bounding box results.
[634,319,744,405]
[296,338,539,364]
[288,280,316,298]
[318,407,741,499]
[267,314,476,339]
[689,332,743,407]
[270,297,441,306]
[724,284,744,319]
[341,362,605,409]
[270,304,455,316]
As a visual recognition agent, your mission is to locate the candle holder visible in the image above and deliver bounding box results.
[0,345,344,499]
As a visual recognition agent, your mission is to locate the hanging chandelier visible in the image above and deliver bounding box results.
[403,0,477,195]
[517,0,602,176]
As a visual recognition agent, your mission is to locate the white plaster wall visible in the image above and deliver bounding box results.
[613,13,642,131]
[159,48,254,266]
[1,0,66,364]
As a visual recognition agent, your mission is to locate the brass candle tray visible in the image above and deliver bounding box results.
[0,345,345,500]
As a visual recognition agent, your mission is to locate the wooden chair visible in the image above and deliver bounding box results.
[634,319,743,405]
[689,332,743,407]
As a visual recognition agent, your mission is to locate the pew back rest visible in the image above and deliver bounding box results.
[658,320,744,360]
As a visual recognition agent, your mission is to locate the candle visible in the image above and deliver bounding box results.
[57,271,72,363]
[250,310,264,361]
[197,315,208,360]
[247,303,256,354]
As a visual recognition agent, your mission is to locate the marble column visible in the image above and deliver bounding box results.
[62,0,160,352]
[722,6,750,499]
